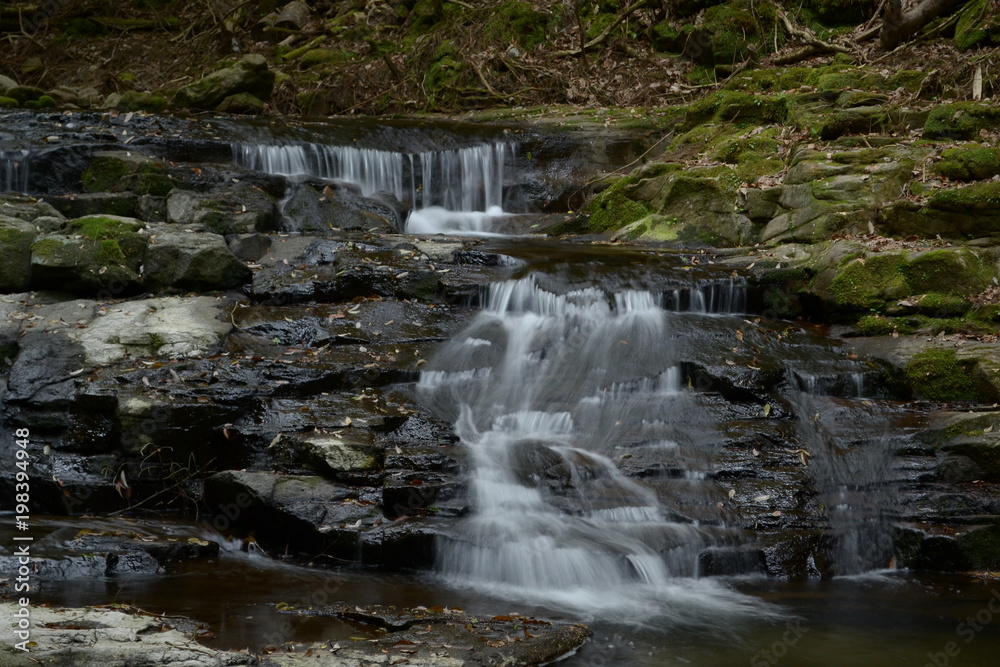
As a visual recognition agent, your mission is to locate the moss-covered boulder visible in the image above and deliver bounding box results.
[923,103,1000,140]
[816,247,992,316]
[933,146,1000,182]
[591,165,756,246]
[82,151,174,196]
[0,216,36,292]
[699,0,782,66]
[143,226,251,291]
[0,96,17,108]
[904,349,980,401]
[30,215,147,294]
[215,92,265,114]
[171,54,275,110]
[925,412,1000,480]
[954,0,1000,50]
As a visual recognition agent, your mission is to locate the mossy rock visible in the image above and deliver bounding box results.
[0,96,17,108]
[82,151,174,197]
[856,315,913,336]
[117,91,167,113]
[0,218,36,292]
[424,41,470,109]
[298,48,353,69]
[904,249,991,296]
[927,181,1000,213]
[216,93,265,114]
[23,94,56,109]
[829,253,909,311]
[923,103,1000,140]
[933,147,1000,181]
[954,0,1000,50]
[29,234,143,294]
[913,293,972,317]
[683,91,788,130]
[5,85,45,104]
[65,215,147,268]
[584,176,653,233]
[904,348,978,401]
[171,54,275,110]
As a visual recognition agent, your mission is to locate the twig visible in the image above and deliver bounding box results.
[552,0,652,57]
[444,0,475,8]
[776,8,853,55]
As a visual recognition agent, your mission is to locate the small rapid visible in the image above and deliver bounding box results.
[416,274,776,622]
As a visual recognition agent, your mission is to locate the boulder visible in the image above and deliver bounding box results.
[0,73,15,94]
[171,54,276,110]
[166,185,278,234]
[281,182,400,234]
[215,92,265,114]
[143,225,251,290]
[30,232,144,295]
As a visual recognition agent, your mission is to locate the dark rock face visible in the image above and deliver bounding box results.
[171,54,276,111]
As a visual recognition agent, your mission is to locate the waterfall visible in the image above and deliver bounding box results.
[234,141,512,234]
[663,275,747,314]
[1,149,31,193]
[417,276,772,622]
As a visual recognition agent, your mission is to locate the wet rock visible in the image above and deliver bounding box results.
[172,54,276,110]
[265,604,590,667]
[281,182,400,234]
[203,470,375,559]
[68,528,220,564]
[44,192,140,219]
[0,193,65,224]
[166,185,278,235]
[0,603,256,666]
[29,233,143,295]
[698,546,767,576]
[284,432,383,475]
[143,225,252,290]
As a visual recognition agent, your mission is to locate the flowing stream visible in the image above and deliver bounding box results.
[5,118,1000,665]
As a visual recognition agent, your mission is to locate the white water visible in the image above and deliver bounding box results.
[417,276,774,623]
[1,149,30,193]
[234,141,512,234]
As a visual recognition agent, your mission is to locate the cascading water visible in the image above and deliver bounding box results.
[234,140,512,234]
[1,149,30,193]
[417,274,776,623]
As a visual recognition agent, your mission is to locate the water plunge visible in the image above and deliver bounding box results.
[234,140,513,233]
[1,148,30,193]
[416,275,776,622]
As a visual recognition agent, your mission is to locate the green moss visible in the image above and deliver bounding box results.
[66,216,144,240]
[299,48,353,69]
[95,239,126,265]
[117,91,167,113]
[933,147,1000,182]
[682,91,788,131]
[886,70,926,94]
[82,154,173,196]
[905,249,990,296]
[924,103,1000,140]
[857,315,913,336]
[954,0,1000,50]
[904,349,978,401]
[0,97,18,108]
[916,293,972,316]
[829,253,908,311]
[702,0,782,64]
[929,182,1000,212]
[584,176,652,233]
[914,316,995,336]
[800,0,879,25]
[483,1,560,50]
[24,95,56,109]
[816,71,861,92]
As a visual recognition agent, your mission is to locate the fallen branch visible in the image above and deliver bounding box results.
[776,8,853,56]
[878,0,969,49]
[552,0,651,57]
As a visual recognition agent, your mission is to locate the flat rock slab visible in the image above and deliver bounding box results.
[0,604,255,666]
[262,604,590,666]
